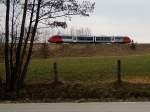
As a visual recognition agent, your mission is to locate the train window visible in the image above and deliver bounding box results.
[96,37,111,41]
[61,36,72,39]
[105,37,111,41]
[77,36,93,41]
[115,37,122,40]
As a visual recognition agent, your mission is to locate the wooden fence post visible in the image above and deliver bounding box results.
[51,62,64,86]
[0,77,2,88]
[117,59,122,84]
[53,62,59,83]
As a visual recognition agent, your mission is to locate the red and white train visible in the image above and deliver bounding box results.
[48,35,131,44]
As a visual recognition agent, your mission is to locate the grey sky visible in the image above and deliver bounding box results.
[1,0,150,43]
[67,0,150,43]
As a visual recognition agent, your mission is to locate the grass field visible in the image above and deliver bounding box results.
[2,44,150,101]
[1,55,150,101]
[1,55,150,83]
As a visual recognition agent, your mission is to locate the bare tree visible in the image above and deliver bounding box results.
[0,31,5,64]
[70,27,92,36]
[39,38,50,58]
[3,0,95,97]
[0,32,4,44]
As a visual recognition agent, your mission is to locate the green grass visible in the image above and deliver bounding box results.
[2,55,150,102]
[25,57,117,82]
[1,55,150,83]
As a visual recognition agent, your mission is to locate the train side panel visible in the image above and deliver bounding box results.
[61,36,73,43]
[48,35,132,44]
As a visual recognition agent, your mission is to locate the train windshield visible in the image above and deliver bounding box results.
[115,37,123,40]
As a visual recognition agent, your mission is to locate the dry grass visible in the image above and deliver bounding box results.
[31,43,150,58]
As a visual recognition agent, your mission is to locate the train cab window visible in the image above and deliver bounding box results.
[115,37,122,40]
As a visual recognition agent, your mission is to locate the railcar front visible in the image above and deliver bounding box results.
[48,35,63,43]
[114,36,131,44]
[123,37,131,43]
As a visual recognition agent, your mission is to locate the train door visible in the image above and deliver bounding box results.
[73,36,77,43]
[112,37,115,43]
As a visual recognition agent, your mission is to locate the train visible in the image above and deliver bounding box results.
[48,35,132,44]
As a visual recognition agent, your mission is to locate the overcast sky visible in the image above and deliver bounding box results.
[1,0,150,43]
[67,0,150,43]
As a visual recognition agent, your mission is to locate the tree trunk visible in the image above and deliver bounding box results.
[17,0,42,91]
[10,0,15,91]
[5,0,11,91]
[13,0,29,91]
[19,0,36,78]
